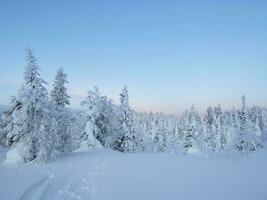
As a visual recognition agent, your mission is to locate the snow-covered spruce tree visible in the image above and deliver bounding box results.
[181,105,202,154]
[36,110,60,162]
[260,109,267,140]
[131,111,146,151]
[50,67,81,153]
[221,110,236,151]
[204,106,217,151]
[213,104,227,152]
[51,67,70,110]
[134,111,156,152]
[151,117,167,152]
[64,111,86,151]
[203,105,231,152]
[160,114,174,152]
[182,105,203,153]
[6,49,60,163]
[115,86,137,153]
[82,86,115,148]
[235,95,261,152]
[52,109,85,154]
[255,108,267,140]
[249,106,266,139]
[231,108,240,130]
[0,96,22,147]
[167,122,181,153]
[144,111,157,150]
[153,133,166,152]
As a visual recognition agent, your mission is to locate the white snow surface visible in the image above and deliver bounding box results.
[0,147,267,200]
[5,141,31,165]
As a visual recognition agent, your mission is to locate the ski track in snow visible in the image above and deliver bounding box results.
[20,152,112,200]
[20,173,54,200]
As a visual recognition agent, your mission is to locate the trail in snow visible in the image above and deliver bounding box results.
[0,150,113,200]
[20,173,54,200]
[49,154,111,200]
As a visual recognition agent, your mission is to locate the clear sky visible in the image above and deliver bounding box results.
[0,0,267,114]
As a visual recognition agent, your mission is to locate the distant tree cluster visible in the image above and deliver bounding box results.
[0,49,266,163]
[135,100,266,155]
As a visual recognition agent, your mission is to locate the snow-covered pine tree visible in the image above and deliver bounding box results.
[0,96,22,147]
[6,49,59,163]
[50,67,80,153]
[82,86,115,148]
[64,111,86,151]
[260,109,267,140]
[249,106,265,137]
[213,104,227,152]
[167,122,180,153]
[136,111,155,152]
[236,95,260,152]
[181,105,201,154]
[151,117,167,152]
[204,106,217,151]
[51,67,70,110]
[116,86,137,153]
[36,111,60,162]
[231,108,240,130]
[221,111,236,151]
[153,133,166,152]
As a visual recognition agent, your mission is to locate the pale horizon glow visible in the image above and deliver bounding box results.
[1,1,267,114]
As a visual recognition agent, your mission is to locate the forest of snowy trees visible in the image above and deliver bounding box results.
[0,49,267,163]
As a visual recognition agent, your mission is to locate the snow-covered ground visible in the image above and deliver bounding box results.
[0,148,267,200]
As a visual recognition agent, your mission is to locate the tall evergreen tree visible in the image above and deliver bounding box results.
[181,105,201,153]
[6,49,59,163]
[116,86,137,152]
[236,95,260,152]
[204,107,216,151]
[50,67,78,153]
[213,104,227,152]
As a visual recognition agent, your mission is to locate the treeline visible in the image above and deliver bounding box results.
[0,49,266,164]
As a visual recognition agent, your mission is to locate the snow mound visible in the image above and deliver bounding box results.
[4,142,30,165]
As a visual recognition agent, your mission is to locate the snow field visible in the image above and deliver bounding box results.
[1,149,267,200]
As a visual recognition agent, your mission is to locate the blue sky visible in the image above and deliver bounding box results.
[0,0,267,114]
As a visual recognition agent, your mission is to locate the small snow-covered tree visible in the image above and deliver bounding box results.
[116,86,137,153]
[236,95,261,152]
[221,111,236,150]
[167,122,180,152]
[36,111,60,162]
[60,110,85,152]
[204,106,217,151]
[213,104,227,152]
[82,86,115,148]
[151,117,167,152]
[250,106,265,138]
[0,96,22,147]
[181,105,201,154]
[153,133,166,152]
[51,67,70,110]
